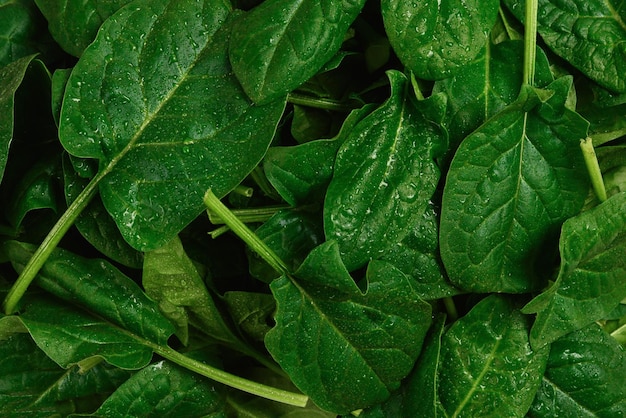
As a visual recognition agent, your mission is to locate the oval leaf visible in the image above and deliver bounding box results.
[382,0,500,79]
[59,0,285,251]
[229,0,366,103]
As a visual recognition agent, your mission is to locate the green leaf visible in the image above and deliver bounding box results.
[0,54,38,184]
[34,0,132,57]
[228,0,366,104]
[504,0,626,93]
[523,192,626,349]
[0,332,131,416]
[223,291,275,342]
[143,235,239,346]
[82,357,226,417]
[264,104,375,207]
[528,323,626,417]
[59,0,285,251]
[0,0,49,66]
[439,295,549,417]
[324,70,446,271]
[381,0,500,79]
[440,78,589,293]
[4,240,176,347]
[265,241,432,413]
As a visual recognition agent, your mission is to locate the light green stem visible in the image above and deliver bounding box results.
[580,137,608,202]
[204,190,290,276]
[153,344,308,407]
[3,171,103,314]
[287,93,356,112]
[207,204,289,225]
[523,0,539,86]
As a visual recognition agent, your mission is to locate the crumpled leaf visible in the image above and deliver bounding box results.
[523,192,626,349]
[265,241,432,413]
[440,78,589,293]
[59,0,285,251]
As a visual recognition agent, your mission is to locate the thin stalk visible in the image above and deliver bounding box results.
[580,137,608,202]
[287,93,357,112]
[443,297,459,322]
[3,170,103,314]
[153,344,308,407]
[523,0,539,86]
[204,190,290,276]
[207,204,289,225]
[250,166,281,201]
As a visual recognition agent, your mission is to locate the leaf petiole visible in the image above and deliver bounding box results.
[580,137,608,202]
[523,0,539,86]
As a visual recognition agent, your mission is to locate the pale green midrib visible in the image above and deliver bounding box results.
[604,0,626,32]
[451,336,503,418]
[542,374,600,417]
[483,41,491,120]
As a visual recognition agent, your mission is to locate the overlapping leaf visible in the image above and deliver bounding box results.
[59,0,285,251]
[440,78,589,293]
[265,241,432,413]
[229,0,367,103]
[381,0,500,79]
[523,192,626,348]
[324,70,446,271]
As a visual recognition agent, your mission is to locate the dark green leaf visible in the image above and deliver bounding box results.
[381,0,500,79]
[0,0,50,66]
[223,291,275,342]
[324,70,446,271]
[59,0,285,251]
[504,0,626,93]
[439,295,549,417]
[34,0,132,57]
[523,192,626,349]
[265,241,432,413]
[528,323,626,417]
[229,0,366,103]
[81,357,226,417]
[440,78,589,293]
[51,67,72,127]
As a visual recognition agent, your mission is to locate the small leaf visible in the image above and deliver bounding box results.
[523,192,626,349]
[528,323,626,417]
[324,70,446,271]
[229,0,367,103]
[265,241,432,413]
[59,0,285,251]
[381,0,500,79]
[439,295,549,417]
[440,78,589,293]
[504,0,626,93]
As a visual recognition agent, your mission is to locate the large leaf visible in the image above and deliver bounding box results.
[504,0,626,93]
[34,0,132,57]
[324,70,446,271]
[438,295,550,417]
[0,0,50,66]
[59,0,285,251]
[228,0,367,104]
[440,78,589,293]
[523,192,626,348]
[528,323,626,417]
[265,241,432,413]
[381,0,500,80]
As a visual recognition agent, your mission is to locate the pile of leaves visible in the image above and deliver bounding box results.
[1,0,625,416]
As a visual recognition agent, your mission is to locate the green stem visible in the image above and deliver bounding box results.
[443,297,459,322]
[204,190,290,276]
[287,93,356,112]
[3,171,103,314]
[207,204,289,225]
[250,166,281,201]
[153,344,308,407]
[580,137,608,202]
[523,0,539,86]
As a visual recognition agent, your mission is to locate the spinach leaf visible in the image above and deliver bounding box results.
[59,0,285,251]
[0,0,51,66]
[265,241,432,413]
[523,192,626,349]
[324,70,446,271]
[228,0,366,104]
[381,0,500,79]
[440,78,589,293]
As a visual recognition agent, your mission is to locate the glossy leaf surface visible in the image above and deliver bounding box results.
[59,0,285,251]
[523,192,626,348]
[324,71,446,271]
[528,323,626,417]
[440,79,589,293]
[229,0,366,103]
[504,0,626,93]
[381,0,500,79]
[0,0,48,66]
[265,241,432,413]
[34,0,132,57]
[439,295,549,417]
